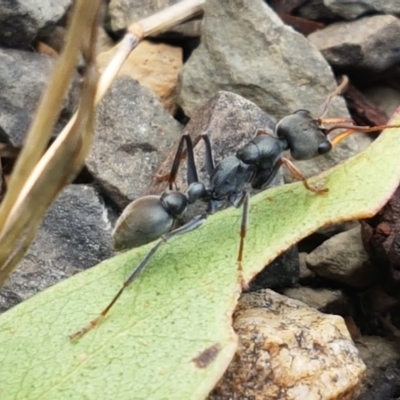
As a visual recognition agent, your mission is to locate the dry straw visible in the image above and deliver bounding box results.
[0,0,205,288]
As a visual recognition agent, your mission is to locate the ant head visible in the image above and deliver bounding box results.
[161,191,188,217]
[276,109,332,160]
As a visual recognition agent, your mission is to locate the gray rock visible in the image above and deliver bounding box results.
[283,285,346,312]
[0,185,114,312]
[299,252,316,280]
[178,0,348,120]
[306,225,378,288]
[299,0,400,21]
[0,120,22,190]
[249,246,299,290]
[177,0,359,180]
[0,0,71,47]
[107,0,179,32]
[0,47,80,145]
[0,103,30,146]
[88,76,182,209]
[308,15,400,74]
[356,336,400,397]
[156,19,202,38]
[358,361,400,400]
[38,25,68,53]
[298,0,339,20]
[316,220,360,239]
[363,86,400,118]
[40,25,113,66]
[107,0,200,37]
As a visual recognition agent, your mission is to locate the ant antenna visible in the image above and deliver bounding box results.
[319,75,349,120]
[330,124,400,147]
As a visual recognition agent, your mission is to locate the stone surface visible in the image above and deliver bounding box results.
[210,289,365,399]
[0,0,71,47]
[156,18,202,38]
[97,40,183,114]
[316,220,360,239]
[107,0,179,32]
[0,47,80,145]
[39,25,68,54]
[357,361,400,400]
[108,0,201,37]
[249,246,300,290]
[283,286,346,312]
[177,0,360,181]
[361,185,400,288]
[363,86,400,118]
[0,185,114,312]
[308,15,400,75]
[356,286,400,342]
[356,336,400,397]
[178,0,347,120]
[298,251,316,280]
[87,76,182,209]
[95,26,115,55]
[306,225,377,288]
[41,26,113,57]
[299,0,400,21]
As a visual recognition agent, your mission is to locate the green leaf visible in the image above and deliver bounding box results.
[1,111,400,399]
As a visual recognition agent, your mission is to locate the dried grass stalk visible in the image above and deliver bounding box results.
[0,0,205,288]
[0,0,101,286]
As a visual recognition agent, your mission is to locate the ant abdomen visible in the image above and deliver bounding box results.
[112,195,177,251]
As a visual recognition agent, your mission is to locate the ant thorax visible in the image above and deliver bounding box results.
[209,155,255,201]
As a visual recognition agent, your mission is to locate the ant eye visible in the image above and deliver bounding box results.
[318,141,332,155]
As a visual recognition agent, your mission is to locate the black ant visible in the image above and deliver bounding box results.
[70,76,400,341]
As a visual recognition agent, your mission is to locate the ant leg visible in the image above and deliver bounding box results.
[168,133,198,189]
[251,162,281,190]
[325,124,369,136]
[329,128,358,146]
[70,214,206,341]
[319,117,354,126]
[237,191,250,290]
[156,134,205,185]
[255,128,275,138]
[279,157,328,194]
[200,133,215,177]
[168,132,216,189]
[319,75,349,119]
[158,132,216,187]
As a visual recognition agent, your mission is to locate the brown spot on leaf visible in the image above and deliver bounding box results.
[192,344,221,368]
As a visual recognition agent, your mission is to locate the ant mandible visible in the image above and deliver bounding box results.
[70,76,399,341]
